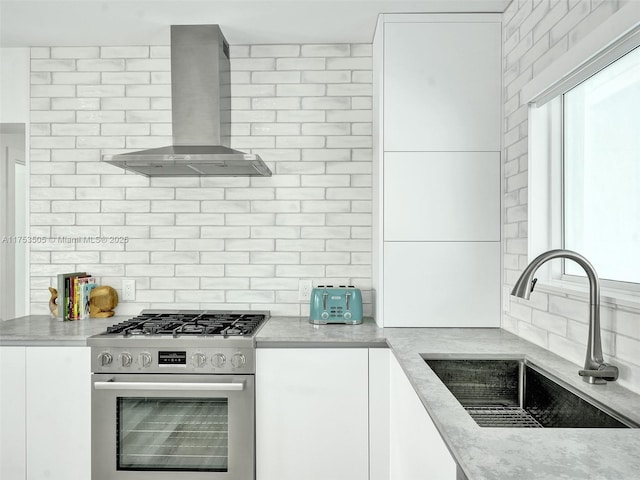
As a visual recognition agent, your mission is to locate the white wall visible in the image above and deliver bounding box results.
[502,0,640,393]
[28,44,372,317]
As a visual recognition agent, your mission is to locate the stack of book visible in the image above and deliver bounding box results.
[56,272,97,321]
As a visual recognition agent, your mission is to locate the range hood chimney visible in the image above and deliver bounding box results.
[102,25,272,177]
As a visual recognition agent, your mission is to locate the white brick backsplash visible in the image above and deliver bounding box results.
[30,136,75,149]
[277,58,325,70]
[301,45,350,57]
[77,136,124,148]
[51,98,100,110]
[102,97,150,110]
[251,45,300,57]
[125,58,170,71]
[150,98,171,109]
[326,57,372,70]
[301,70,350,83]
[51,72,100,84]
[77,59,125,71]
[326,239,369,252]
[251,226,299,238]
[276,265,325,277]
[126,84,171,97]
[252,71,300,84]
[277,110,325,122]
[351,44,372,57]
[251,123,300,136]
[76,212,124,225]
[277,84,326,97]
[302,252,350,264]
[301,200,350,213]
[150,252,199,264]
[200,252,250,264]
[30,110,74,123]
[327,84,372,96]
[175,239,224,251]
[125,110,171,122]
[101,46,149,58]
[31,85,75,97]
[302,148,350,161]
[225,239,274,251]
[31,59,75,71]
[302,97,350,109]
[29,41,373,318]
[226,213,276,226]
[102,71,150,84]
[226,265,276,277]
[51,123,99,136]
[151,72,171,84]
[201,226,250,238]
[252,97,301,110]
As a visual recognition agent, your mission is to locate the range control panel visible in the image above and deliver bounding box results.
[91,347,255,375]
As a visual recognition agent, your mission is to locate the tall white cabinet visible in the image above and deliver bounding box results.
[373,14,502,327]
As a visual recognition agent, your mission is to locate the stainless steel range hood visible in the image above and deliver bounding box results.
[102,25,272,177]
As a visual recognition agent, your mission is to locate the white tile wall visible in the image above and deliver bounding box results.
[502,0,640,393]
[30,43,372,317]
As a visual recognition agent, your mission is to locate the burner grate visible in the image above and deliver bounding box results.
[104,312,267,337]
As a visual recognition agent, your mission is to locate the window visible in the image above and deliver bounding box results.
[527,21,640,300]
[563,46,640,284]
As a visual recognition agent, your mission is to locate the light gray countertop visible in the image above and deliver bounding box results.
[3,314,640,479]
[0,315,128,345]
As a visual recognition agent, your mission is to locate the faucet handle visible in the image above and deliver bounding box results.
[578,363,619,382]
[530,277,538,294]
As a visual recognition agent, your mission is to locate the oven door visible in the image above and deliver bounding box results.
[92,373,254,480]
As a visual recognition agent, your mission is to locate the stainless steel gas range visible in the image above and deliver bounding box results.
[88,310,269,480]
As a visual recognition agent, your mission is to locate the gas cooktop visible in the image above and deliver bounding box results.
[101,310,268,337]
[88,310,270,374]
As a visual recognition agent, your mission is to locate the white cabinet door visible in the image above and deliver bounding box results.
[26,347,91,480]
[0,346,26,480]
[384,152,501,241]
[383,20,501,152]
[256,348,369,480]
[389,353,456,480]
[383,242,501,327]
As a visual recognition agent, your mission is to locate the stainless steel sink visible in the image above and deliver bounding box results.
[423,357,638,428]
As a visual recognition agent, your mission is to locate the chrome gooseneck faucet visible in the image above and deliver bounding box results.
[511,249,618,384]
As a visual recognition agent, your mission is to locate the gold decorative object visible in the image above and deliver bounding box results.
[90,285,119,318]
[48,287,59,317]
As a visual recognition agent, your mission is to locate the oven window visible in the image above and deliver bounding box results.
[117,398,229,472]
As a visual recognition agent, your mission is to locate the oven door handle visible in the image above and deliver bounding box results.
[94,380,245,391]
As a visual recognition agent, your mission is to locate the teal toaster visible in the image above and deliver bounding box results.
[309,286,363,324]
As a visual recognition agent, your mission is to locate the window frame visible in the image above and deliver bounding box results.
[527,32,640,308]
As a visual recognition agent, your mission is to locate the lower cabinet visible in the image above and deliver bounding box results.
[0,346,91,480]
[256,348,369,480]
[0,346,26,480]
[256,347,456,480]
[388,351,457,480]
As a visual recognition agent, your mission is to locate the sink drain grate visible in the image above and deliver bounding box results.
[465,406,543,428]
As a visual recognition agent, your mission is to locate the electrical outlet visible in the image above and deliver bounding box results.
[503,286,510,311]
[298,280,313,301]
[123,279,136,301]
